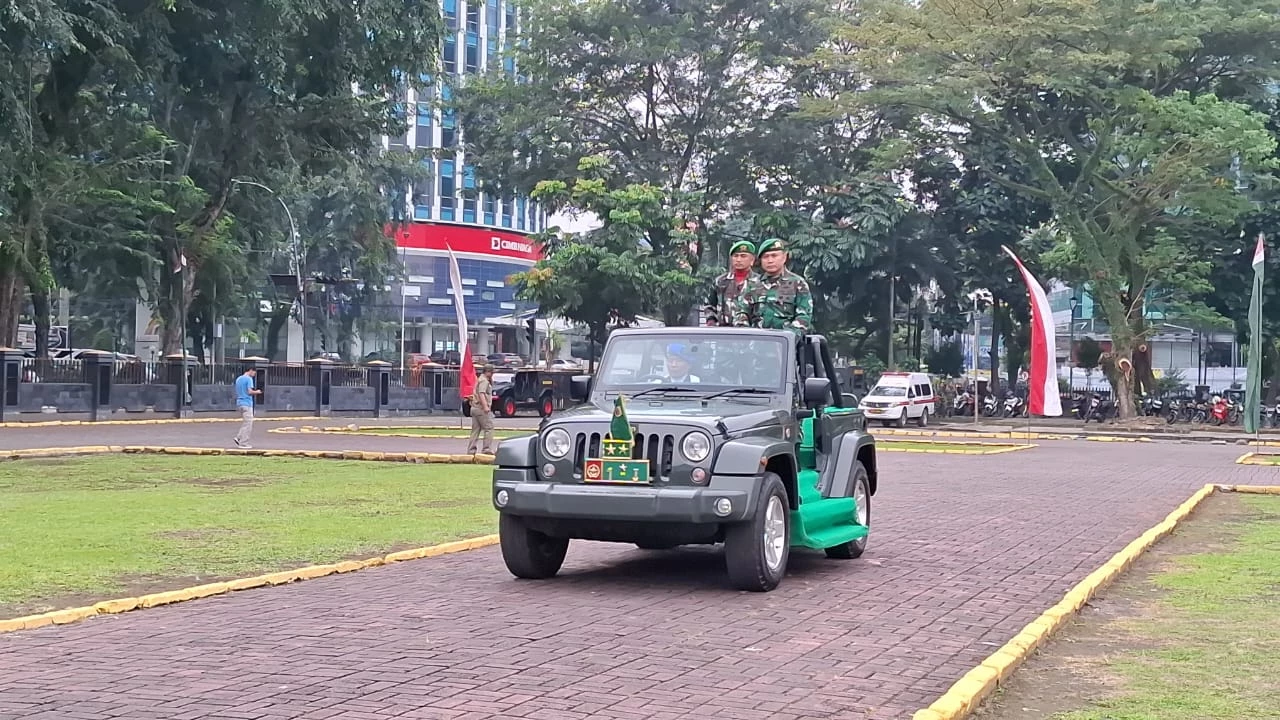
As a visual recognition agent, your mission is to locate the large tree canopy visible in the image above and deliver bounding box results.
[828,0,1280,415]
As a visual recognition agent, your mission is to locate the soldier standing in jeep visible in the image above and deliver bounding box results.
[732,237,813,339]
[705,239,757,326]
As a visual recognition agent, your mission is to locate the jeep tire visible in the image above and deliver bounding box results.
[499,513,569,579]
[724,472,790,592]
[825,461,871,559]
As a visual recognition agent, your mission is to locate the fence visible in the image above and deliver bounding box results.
[1,352,472,421]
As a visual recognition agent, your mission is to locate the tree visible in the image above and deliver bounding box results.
[833,0,1280,416]
[512,156,706,366]
[456,0,825,323]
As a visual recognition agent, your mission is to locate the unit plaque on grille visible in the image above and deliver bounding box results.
[584,394,651,484]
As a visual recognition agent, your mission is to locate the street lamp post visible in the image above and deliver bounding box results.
[1069,294,1080,391]
[230,179,306,358]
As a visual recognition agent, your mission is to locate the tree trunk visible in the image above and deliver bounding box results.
[1111,365,1137,418]
[31,288,51,359]
[0,264,24,347]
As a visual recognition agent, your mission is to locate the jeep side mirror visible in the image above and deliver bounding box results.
[803,377,831,407]
[570,375,591,401]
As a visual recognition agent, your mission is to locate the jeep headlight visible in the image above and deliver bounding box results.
[543,427,571,458]
[681,431,712,463]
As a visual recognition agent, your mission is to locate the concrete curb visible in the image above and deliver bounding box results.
[910,482,1280,720]
[878,441,1036,456]
[1,445,496,464]
[0,534,498,636]
[0,415,316,429]
[269,427,532,440]
[272,424,540,434]
[1234,451,1280,466]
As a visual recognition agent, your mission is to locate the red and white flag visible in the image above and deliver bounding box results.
[1002,245,1063,417]
[445,243,476,404]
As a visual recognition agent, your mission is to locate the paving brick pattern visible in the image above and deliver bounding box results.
[0,437,1269,719]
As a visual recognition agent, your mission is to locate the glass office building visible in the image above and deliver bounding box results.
[386,0,548,360]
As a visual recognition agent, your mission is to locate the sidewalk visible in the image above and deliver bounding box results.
[914,418,1268,444]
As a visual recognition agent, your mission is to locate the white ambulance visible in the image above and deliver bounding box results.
[857,371,937,427]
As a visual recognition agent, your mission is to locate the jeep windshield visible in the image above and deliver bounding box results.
[594,334,790,395]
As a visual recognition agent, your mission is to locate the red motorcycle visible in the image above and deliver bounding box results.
[1210,395,1231,425]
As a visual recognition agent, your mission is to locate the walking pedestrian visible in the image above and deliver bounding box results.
[467,364,497,455]
[233,367,262,448]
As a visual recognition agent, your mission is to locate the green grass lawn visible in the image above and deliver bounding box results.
[1055,495,1280,720]
[354,427,531,438]
[0,455,495,614]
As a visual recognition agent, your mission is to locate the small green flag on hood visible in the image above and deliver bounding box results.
[609,394,633,442]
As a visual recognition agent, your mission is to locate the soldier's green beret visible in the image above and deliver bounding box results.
[728,239,756,256]
[758,237,787,255]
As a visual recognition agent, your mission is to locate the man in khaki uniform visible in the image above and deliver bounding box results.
[467,364,497,454]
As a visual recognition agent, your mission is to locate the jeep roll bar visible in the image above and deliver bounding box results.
[800,334,843,409]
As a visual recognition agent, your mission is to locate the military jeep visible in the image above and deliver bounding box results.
[490,326,877,592]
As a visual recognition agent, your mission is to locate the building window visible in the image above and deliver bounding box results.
[416,102,432,129]
[440,159,456,220]
[444,0,458,27]
[465,33,479,73]
[463,164,476,190]
[501,197,513,228]
[481,290,495,301]
[443,37,457,73]
[516,196,527,230]
[414,161,434,220]
[483,195,496,225]
[505,4,516,33]
[464,196,477,223]
[441,107,457,148]
[487,0,500,31]
[466,2,479,33]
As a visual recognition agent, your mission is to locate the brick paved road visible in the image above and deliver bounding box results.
[0,439,1269,719]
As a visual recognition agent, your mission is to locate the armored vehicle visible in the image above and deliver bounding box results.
[490,327,878,592]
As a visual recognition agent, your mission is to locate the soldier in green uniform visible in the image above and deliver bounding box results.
[704,239,757,326]
[732,237,813,340]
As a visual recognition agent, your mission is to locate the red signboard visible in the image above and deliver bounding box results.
[389,222,542,263]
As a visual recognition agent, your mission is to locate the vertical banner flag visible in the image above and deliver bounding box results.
[1001,245,1063,417]
[445,243,476,405]
[1245,233,1266,434]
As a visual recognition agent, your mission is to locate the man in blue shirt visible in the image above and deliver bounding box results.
[233,368,262,448]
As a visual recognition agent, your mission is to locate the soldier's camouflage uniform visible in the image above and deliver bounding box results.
[706,269,757,326]
[732,269,814,340]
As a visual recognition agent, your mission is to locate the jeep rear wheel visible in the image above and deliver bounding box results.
[724,472,789,592]
[825,461,871,559]
[499,513,569,579]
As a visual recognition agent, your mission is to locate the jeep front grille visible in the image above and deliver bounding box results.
[572,431,675,479]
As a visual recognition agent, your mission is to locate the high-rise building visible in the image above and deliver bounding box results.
[388,0,548,364]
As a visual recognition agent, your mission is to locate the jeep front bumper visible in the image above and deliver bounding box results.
[492,468,758,523]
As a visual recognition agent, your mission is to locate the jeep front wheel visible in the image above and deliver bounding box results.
[499,513,569,579]
[724,472,790,592]
[825,461,871,559]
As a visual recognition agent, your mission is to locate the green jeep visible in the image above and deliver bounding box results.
[490,326,877,592]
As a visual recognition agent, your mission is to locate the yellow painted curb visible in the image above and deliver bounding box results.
[0,533,499,636]
[910,482,1219,720]
[0,415,314,429]
[878,441,1036,455]
[0,445,501,465]
[1234,451,1280,466]
[269,428,532,440]
[273,424,539,435]
[1220,484,1280,495]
